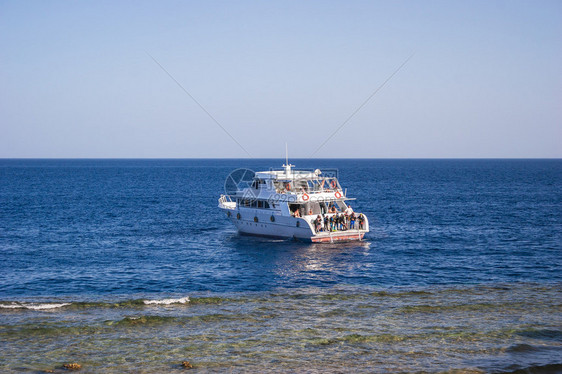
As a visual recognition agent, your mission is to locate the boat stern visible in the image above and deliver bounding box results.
[311,230,366,243]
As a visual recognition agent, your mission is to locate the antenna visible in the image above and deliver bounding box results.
[283,142,294,176]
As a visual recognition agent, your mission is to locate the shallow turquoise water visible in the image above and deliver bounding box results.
[1,283,561,373]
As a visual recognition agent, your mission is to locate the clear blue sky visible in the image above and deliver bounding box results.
[1,0,560,158]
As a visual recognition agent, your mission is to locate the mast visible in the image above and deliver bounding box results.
[283,142,293,177]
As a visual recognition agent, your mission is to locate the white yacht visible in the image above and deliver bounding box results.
[218,163,369,242]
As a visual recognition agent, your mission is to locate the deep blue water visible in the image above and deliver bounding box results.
[1,159,561,298]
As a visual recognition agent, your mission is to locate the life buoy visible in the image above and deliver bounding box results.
[285,183,291,191]
[270,215,275,222]
[254,216,259,223]
[236,213,241,220]
[330,180,337,189]
[302,193,310,201]
[334,191,342,198]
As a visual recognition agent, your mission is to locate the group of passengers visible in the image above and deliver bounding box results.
[313,205,365,233]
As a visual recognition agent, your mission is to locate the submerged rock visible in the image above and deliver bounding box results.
[181,361,193,369]
[62,363,81,370]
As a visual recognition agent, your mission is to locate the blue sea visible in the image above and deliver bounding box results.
[1,159,561,373]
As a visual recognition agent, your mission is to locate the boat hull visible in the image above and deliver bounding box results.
[228,214,314,240]
[221,208,367,242]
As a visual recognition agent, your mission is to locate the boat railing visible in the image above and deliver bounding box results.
[276,177,343,195]
[218,194,236,209]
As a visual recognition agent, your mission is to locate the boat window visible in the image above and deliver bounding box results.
[240,199,272,209]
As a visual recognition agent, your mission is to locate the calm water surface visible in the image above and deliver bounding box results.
[0,159,561,373]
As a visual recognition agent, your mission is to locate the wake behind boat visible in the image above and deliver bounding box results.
[219,163,369,242]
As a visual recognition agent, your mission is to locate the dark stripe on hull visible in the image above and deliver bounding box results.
[238,230,366,243]
[238,231,294,241]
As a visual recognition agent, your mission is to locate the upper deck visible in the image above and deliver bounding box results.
[249,164,344,199]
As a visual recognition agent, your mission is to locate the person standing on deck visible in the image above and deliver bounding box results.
[315,215,322,233]
[358,213,364,230]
